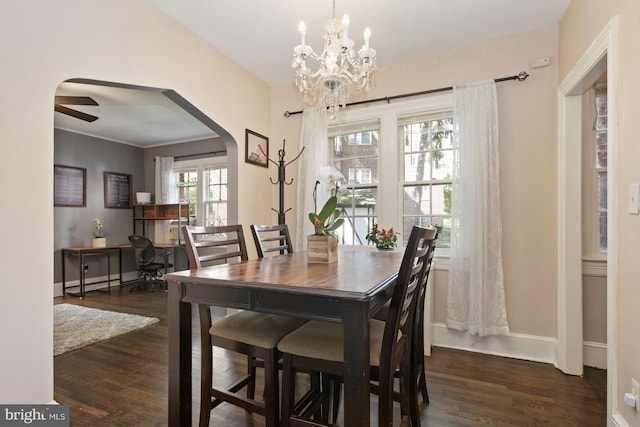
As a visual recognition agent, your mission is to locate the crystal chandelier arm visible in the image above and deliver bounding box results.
[292,7,378,120]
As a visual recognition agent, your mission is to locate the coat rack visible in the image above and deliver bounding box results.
[262,140,305,225]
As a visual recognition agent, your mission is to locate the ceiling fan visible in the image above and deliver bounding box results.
[54,96,99,122]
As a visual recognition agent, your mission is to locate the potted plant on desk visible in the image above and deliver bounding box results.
[307,196,343,263]
[91,218,107,248]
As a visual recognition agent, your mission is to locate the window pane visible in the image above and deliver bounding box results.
[404,153,431,181]
[598,212,607,251]
[432,149,453,180]
[598,172,607,210]
[206,201,227,226]
[404,185,429,216]
[336,187,377,245]
[596,131,607,168]
[335,157,379,185]
[333,132,378,157]
[431,184,449,216]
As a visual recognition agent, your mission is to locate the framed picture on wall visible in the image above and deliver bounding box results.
[245,129,269,168]
[104,171,132,208]
[54,164,86,207]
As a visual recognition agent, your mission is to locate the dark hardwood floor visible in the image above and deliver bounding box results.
[54,288,606,426]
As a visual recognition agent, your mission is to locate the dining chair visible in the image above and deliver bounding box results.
[277,225,438,427]
[399,225,440,426]
[323,225,440,426]
[250,224,294,257]
[182,225,307,427]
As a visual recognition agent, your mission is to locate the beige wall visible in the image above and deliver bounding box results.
[0,0,274,403]
[272,27,560,339]
[559,0,640,423]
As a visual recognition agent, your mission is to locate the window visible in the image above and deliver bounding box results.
[176,168,197,216]
[594,85,607,252]
[329,120,380,245]
[205,166,228,226]
[581,81,607,259]
[400,114,453,247]
[324,95,453,253]
[174,157,227,227]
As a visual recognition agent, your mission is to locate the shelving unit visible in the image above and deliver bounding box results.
[132,203,190,244]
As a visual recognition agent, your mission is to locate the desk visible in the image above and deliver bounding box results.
[61,243,180,297]
[166,248,404,427]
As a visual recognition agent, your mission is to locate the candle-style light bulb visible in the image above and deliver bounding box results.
[341,14,350,44]
[298,21,306,50]
[363,27,371,50]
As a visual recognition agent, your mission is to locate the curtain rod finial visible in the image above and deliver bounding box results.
[518,71,529,81]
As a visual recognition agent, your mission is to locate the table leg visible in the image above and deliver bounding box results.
[79,253,85,298]
[168,279,192,426]
[107,252,111,292]
[61,250,67,296]
[343,300,370,427]
[118,248,123,286]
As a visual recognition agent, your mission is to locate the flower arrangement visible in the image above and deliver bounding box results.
[92,218,106,238]
[308,196,344,236]
[366,224,399,249]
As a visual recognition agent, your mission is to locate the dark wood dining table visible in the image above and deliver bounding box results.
[166,247,404,427]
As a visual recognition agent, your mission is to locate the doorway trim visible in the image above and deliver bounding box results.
[557,16,618,424]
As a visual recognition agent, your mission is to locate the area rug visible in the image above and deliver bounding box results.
[54,304,159,356]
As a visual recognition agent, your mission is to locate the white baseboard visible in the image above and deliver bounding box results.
[430,323,610,374]
[430,322,557,364]
[612,410,630,427]
[54,272,139,297]
[583,340,607,369]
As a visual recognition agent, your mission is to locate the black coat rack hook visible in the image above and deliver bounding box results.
[261,139,305,225]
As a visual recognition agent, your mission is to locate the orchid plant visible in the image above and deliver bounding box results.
[92,218,106,238]
[308,196,344,236]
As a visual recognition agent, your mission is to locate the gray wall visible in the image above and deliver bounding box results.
[54,131,227,285]
[54,129,145,283]
[583,274,607,343]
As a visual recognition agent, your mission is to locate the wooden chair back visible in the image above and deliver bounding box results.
[250,224,294,258]
[379,226,438,388]
[182,225,248,269]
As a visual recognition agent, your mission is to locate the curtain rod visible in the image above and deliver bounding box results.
[152,150,226,161]
[283,71,529,118]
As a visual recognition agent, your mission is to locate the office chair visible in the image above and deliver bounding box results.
[128,234,173,292]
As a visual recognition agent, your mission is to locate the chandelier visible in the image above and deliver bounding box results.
[292,1,377,121]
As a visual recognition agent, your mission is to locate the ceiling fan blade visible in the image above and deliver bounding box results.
[54,96,98,106]
[54,104,99,122]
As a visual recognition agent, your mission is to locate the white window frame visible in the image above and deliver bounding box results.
[331,94,453,257]
[174,156,227,227]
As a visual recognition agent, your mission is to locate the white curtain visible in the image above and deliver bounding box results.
[295,107,328,250]
[154,156,176,242]
[446,80,509,337]
[155,156,176,203]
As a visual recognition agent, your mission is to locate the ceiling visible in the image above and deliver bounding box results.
[54,81,218,147]
[54,0,571,147]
